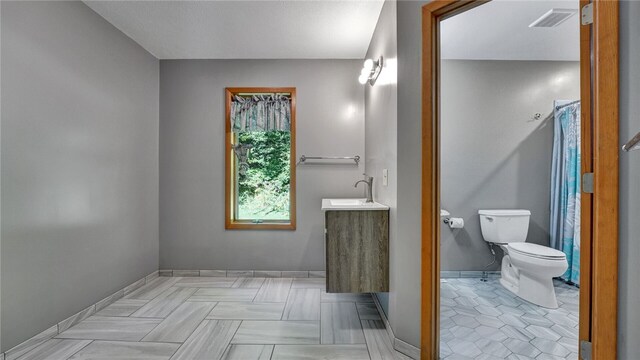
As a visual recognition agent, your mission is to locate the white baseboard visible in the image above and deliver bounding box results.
[159,269,326,278]
[440,270,501,278]
[3,270,158,360]
[372,294,421,359]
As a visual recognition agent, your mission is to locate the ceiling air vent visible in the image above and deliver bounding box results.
[529,8,578,28]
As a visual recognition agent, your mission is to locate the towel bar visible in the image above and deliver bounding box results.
[298,155,360,165]
[623,131,640,152]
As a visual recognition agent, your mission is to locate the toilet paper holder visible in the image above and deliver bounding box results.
[443,217,464,229]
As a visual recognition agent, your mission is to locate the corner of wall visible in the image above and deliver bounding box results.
[365,0,424,351]
[0,0,3,350]
[391,0,424,349]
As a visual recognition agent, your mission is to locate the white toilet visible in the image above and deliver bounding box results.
[478,209,568,308]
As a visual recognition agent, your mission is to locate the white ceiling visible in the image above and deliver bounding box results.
[84,0,384,59]
[441,0,580,61]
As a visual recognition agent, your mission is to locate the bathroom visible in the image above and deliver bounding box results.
[1,1,419,359]
[2,1,640,360]
[438,1,582,359]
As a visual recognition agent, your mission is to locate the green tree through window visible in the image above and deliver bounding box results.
[236,131,291,220]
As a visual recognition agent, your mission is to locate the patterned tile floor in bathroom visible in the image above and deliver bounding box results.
[14,276,414,360]
[440,278,579,360]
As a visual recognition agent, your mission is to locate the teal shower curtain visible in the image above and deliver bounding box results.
[550,100,581,285]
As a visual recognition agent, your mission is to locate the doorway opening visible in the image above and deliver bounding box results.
[441,2,581,358]
[421,1,619,359]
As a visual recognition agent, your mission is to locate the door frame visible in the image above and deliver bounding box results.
[420,1,619,359]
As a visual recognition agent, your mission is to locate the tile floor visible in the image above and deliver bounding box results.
[440,278,579,360]
[15,276,414,360]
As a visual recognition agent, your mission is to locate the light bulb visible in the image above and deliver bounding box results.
[363,59,374,71]
[358,74,369,85]
[361,67,370,76]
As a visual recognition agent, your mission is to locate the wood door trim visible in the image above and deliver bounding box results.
[579,0,593,346]
[225,87,297,230]
[421,2,486,358]
[420,1,619,359]
[590,1,619,358]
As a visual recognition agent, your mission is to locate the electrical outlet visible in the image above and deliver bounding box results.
[383,169,388,186]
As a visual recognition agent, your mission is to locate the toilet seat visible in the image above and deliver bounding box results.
[508,243,566,260]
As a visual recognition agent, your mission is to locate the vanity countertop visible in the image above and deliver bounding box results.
[321,198,389,211]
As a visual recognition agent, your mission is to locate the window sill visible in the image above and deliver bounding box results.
[226,221,296,230]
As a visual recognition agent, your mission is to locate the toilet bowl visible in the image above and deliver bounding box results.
[479,209,568,308]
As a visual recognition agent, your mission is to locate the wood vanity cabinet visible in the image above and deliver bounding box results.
[325,210,389,293]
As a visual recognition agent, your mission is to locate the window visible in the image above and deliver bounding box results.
[225,88,296,230]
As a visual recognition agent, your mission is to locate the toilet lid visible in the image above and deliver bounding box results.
[508,243,566,260]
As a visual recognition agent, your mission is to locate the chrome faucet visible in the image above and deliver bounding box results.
[354,174,374,203]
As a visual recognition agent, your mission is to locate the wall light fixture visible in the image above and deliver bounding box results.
[358,56,384,86]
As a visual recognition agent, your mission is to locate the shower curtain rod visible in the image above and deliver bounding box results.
[555,100,580,110]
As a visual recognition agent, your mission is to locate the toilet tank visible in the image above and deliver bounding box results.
[478,209,531,244]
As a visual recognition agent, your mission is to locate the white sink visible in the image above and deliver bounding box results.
[322,198,389,211]
[329,199,363,206]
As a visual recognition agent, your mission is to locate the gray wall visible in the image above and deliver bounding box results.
[1,1,3,350]
[364,0,397,319]
[1,1,159,351]
[441,60,580,271]
[618,1,640,357]
[392,0,425,348]
[159,60,364,271]
[364,0,422,348]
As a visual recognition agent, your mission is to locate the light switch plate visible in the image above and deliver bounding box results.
[383,169,388,186]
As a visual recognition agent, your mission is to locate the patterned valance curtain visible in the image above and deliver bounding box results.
[231,94,291,133]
